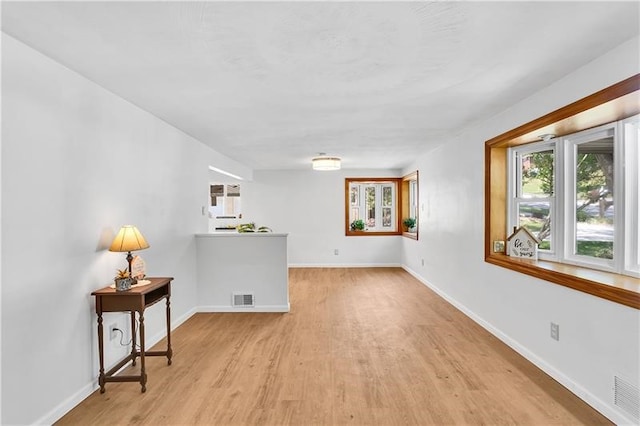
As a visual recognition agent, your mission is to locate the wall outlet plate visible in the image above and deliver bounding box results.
[550,322,560,341]
[109,323,118,341]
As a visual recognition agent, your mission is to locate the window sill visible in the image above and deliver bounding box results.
[486,254,640,309]
[346,230,402,237]
[402,232,418,240]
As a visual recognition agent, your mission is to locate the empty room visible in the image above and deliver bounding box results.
[1,1,639,425]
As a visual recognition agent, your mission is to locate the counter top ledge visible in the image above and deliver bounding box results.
[196,232,289,237]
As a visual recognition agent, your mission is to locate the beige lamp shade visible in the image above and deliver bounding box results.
[109,225,150,253]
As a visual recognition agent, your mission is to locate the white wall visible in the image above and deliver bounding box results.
[242,169,403,267]
[401,36,640,425]
[0,34,238,425]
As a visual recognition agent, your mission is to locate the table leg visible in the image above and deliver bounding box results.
[97,311,106,393]
[139,311,146,393]
[166,296,172,365]
[130,311,137,366]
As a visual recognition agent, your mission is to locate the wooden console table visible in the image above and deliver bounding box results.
[92,277,174,393]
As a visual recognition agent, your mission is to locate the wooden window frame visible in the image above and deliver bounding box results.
[401,171,419,240]
[485,74,640,309]
[345,177,402,236]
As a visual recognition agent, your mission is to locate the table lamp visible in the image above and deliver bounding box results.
[109,225,150,278]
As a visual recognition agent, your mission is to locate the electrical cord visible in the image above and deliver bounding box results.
[112,318,141,350]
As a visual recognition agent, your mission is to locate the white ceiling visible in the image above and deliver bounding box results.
[2,1,638,170]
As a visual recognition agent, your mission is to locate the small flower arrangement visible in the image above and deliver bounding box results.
[114,268,132,291]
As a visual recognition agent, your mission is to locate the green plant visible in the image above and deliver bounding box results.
[350,219,365,231]
[236,223,273,233]
[236,222,256,233]
[403,217,416,230]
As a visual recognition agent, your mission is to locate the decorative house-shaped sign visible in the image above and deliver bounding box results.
[507,226,540,259]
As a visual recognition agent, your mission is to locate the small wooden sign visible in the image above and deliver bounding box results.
[507,227,540,259]
[131,255,146,279]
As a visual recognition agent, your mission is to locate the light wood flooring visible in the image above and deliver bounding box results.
[58,268,611,425]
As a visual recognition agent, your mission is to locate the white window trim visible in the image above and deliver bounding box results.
[508,141,557,262]
[623,115,640,277]
[508,115,638,277]
[409,180,418,220]
[563,123,617,272]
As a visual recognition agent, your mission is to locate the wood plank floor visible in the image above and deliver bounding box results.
[57,268,611,425]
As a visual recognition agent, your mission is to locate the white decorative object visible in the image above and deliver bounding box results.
[507,226,540,259]
[130,255,146,280]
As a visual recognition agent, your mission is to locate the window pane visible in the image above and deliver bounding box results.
[210,184,224,207]
[521,150,554,197]
[350,186,359,206]
[211,184,224,197]
[227,184,240,197]
[518,201,551,250]
[382,208,391,227]
[365,187,376,227]
[409,180,418,219]
[351,207,359,223]
[575,138,614,259]
[382,186,392,206]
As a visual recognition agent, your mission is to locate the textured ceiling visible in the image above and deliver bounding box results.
[2,1,639,170]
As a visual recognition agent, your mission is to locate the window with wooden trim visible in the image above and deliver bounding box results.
[401,171,419,240]
[485,74,640,309]
[345,178,402,236]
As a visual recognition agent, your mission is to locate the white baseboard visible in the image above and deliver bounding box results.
[289,263,402,268]
[197,304,290,313]
[401,265,633,426]
[35,308,198,426]
[34,381,95,426]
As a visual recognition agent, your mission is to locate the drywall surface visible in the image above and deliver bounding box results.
[242,169,403,267]
[401,36,640,424]
[0,34,231,424]
[195,233,289,311]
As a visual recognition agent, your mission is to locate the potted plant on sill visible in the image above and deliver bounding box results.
[350,219,365,232]
[403,217,417,233]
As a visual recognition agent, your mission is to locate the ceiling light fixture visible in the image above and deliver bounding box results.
[312,153,341,171]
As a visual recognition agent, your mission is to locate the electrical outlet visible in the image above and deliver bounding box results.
[334,249,339,255]
[550,322,559,341]
[109,323,119,341]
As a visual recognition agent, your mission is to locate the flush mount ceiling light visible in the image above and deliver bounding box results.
[312,153,341,171]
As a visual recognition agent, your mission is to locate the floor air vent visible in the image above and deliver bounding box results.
[233,293,255,308]
[614,375,640,422]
